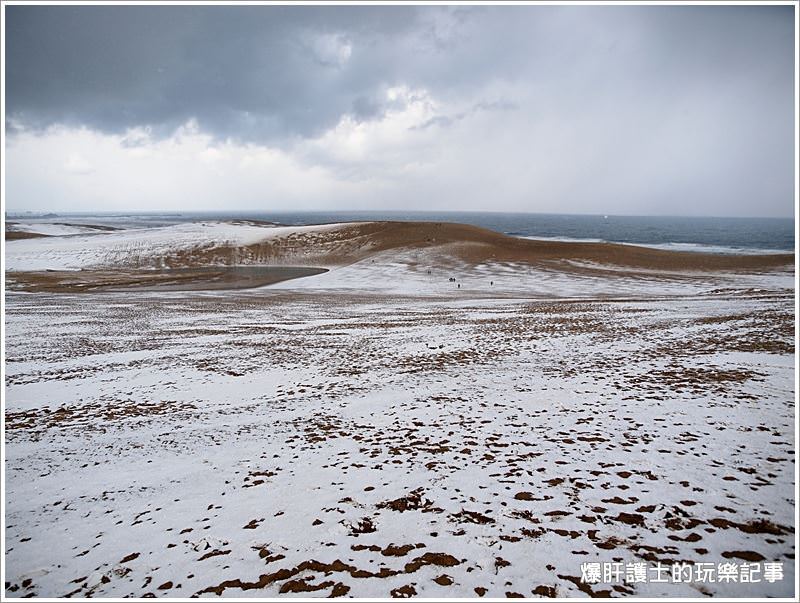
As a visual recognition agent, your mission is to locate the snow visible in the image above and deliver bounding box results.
[4,221,353,272]
[271,247,793,298]
[4,280,795,598]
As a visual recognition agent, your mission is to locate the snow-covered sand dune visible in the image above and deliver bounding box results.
[3,221,795,598]
[5,220,794,296]
[4,221,348,272]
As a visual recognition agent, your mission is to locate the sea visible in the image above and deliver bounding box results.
[6,210,796,255]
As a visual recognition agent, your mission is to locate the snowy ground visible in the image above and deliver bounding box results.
[274,247,795,298]
[3,266,795,598]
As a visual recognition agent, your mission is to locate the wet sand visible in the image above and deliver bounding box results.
[6,266,329,293]
[5,230,50,241]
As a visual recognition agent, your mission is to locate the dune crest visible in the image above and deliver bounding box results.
[165,221,793,272]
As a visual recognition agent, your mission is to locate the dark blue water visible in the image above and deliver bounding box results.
[8,210,795,254]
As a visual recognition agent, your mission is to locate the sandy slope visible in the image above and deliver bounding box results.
[4,220,794,293]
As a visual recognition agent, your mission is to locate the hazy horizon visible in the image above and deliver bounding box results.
[4,207,796,221]
[4,4,797,218]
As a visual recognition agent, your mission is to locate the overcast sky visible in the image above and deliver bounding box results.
[4,4,796,217]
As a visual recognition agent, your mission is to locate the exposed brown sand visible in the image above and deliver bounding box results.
[52,222,121,232]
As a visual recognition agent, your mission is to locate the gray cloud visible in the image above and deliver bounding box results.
[5,5,440,140]
[412,100,518,130]
[4,4,796,217]
[6,5,420,139]
[9,5,790,139]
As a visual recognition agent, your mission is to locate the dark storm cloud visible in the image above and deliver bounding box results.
[6,5,794,142]
[6,5,423,139]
